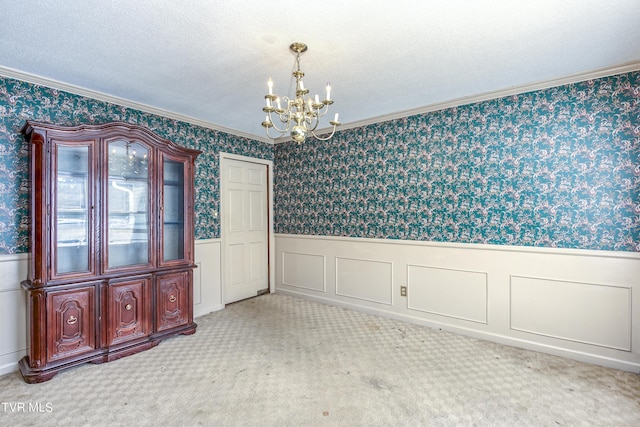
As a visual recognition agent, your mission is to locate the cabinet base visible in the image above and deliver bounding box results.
[19,322,197,384]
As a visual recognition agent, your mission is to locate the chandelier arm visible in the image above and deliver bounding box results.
[311,124,339,141]
[265,125,287,140]
[306,115,320,132]
[266,111,292,134]
[277,112,291,124]
[314,104,330,117]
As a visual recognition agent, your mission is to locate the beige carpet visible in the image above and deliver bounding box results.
[1,293,639,426]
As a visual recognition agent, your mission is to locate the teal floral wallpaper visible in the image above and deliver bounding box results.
[2,72,638,254]
[0,76,273,254]
[275,72,639,252]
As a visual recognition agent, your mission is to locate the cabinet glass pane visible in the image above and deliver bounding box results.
[163,158,184,261]
[107,140,150,268]
[56,145,90,274]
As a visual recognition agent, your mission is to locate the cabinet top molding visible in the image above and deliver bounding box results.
[21,120,203,158]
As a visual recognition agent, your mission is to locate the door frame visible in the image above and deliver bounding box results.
[219,152,274,306]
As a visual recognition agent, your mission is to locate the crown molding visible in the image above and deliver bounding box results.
[0,66,273,145]
[275,61,640,144]
[3,62,638,147]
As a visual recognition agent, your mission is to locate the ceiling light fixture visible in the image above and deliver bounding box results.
[261,42,341,144]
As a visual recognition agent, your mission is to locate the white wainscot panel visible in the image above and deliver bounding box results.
[282,252,325,292]
[0,289,27,356]
[0,254,28,375]
[407,265,488,324]
[510,275,631,351]
[336,257,393,305]
[0,254,28,293]
[194,239,223,317]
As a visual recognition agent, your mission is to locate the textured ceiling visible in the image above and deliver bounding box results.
[1,0,639,142]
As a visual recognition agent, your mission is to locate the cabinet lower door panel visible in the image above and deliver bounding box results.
[156,271,190,332]
[105,278,151,346]
[47,286,96,362]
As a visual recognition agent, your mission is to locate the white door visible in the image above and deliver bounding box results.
[222,158,269,303]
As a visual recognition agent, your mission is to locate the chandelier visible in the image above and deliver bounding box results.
[261,42,341,143]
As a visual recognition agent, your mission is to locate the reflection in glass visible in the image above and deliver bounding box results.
[107,140,150,268]
[163,158,184,261]
[56,145,90,274]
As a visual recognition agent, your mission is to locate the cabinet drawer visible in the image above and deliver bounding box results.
[47,286,96,362]
[105,278,151,346]
[156,271,190,332]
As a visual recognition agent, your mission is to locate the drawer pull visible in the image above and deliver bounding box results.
[67,315,78,325]
[125,304,132,310]
[169,295,177,303]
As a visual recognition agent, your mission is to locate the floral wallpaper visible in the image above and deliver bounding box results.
[1,72,638,255]
[0,76,273,254]
[275,72,640,252]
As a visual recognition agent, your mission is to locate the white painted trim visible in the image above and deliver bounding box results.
[335,256,394,306]
[275,233,640,260]
[219,153,275,306]
[194,304,224,318]
[0,253,29,262]
[4,62,638,147]
[509,274,633,351]
[0,251,28,375]
[0,352,25,377]
[193,238,222,319]
[0,253,28,293]
[0,66,272,145]
[281,251,327,293]
[274,61,640,143]
[195,238,221,245]
[275,234,640,372]
[407,264,489,325]
[277,286,640,373]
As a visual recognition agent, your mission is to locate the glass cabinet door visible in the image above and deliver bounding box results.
[54,143,93,276]
[106,139,151,269]
[161,155,186,263]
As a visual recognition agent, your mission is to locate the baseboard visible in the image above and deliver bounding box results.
[275,234,640,373]
[277,287,639,373]
[0,350,25,377]
[194,304,224,318]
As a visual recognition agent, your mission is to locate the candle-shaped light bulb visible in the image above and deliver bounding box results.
[276,97,281,109]
[268,78,273,95]
[334,113,339,122]
[315,94,320,104]
[326,82,331,101]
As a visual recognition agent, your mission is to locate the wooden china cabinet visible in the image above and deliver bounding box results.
[19,121,201,383]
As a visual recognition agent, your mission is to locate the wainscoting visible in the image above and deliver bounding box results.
[194,239,223,317]
[275,234,640,372]
[0,239,223,376]
[0,253,28,377]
